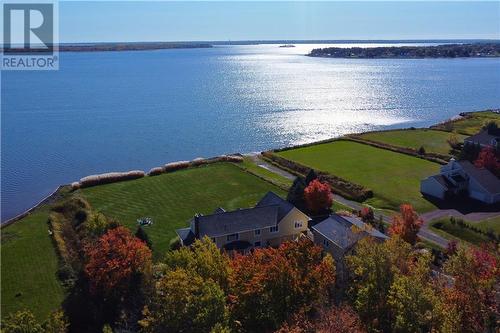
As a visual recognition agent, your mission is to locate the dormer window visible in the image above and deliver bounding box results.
[269,226,279,233]
[254,229,261,236]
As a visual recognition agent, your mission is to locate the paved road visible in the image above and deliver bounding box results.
[251,153,450,248]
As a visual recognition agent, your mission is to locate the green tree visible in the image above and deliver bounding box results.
[43,309,69,333]
[346,237,412,332]
[135,226,153,249]
[139,268,227,333]
[387,253,439,333]
[286,177,306,211]
[304,169,318,185]
[1,310,44,333]
[163,237,230,290]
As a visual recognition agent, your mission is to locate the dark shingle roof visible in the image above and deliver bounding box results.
[312,214,388,250]
[176,227,196,246]
[431,175,455,189]
[255,191,295,220]
[458,161,500,194]
[198,205,279,238]
[465,130,499,146]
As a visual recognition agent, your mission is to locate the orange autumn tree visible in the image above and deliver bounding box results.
[304,179,333,214]
[474,146,500,176]
[388,204,423,245]
[229,238,335,332]
[84,226,152,297]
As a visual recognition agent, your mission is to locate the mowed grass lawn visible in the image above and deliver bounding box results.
[80,163,285,257]
[1,209,65,320]
[445,111,500,135]
[360,129,467,155]
[276,140,440,212]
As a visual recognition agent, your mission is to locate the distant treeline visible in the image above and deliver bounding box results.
[308,43,500,58]
[2,42,212,53]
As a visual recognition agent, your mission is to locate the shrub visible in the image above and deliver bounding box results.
[191,157,207,166]
[164,161,190,172]
[417,146,426,155]
[79,170,145,188]
[148,166,164,176]
[223,155,244,163]
[169,236,181,250]
[1,310,44,333]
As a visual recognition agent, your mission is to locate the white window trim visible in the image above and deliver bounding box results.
[254,229,261,236]
[227,233,239,241]
[269,225,279,233]
[294,221,303,229]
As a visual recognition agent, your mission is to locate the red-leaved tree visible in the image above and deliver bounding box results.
[388,204,423,245]
[304,179,333,214]
[439,245,499,332]
[84,226,152,297]
[229,238,335,332]
[474,146,500,177]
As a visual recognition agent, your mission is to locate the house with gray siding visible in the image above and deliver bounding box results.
[311,214,388,284]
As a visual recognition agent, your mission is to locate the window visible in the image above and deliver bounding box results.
[323,239,330,247]
[227,233,239,241]
[294,221,303,229]
[269,225,279,233]
[254,241,261,247]
[254,229,261,236]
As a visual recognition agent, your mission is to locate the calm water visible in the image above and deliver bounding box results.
[2,43,500,221]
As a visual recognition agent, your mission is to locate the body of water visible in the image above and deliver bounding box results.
[2,43,500,221]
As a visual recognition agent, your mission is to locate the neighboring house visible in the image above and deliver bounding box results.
[420,158,500,204]
[464,129,499,149]
[311,214,388,284]
[176,191,310,252]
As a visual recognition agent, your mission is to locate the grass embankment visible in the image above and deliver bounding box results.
[433,111,500,135]
[359,129,467,156]
[429,216,500,246]
[79,163,285,258]
[1,209,65,320]
[275,140,440,213]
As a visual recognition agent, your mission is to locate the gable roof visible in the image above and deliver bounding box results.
[465,130,500,146]
[458,161,500,194]
[312,214,388,250]
[176,227,196,246]
[255,191,296,220]
[197,205,279,238]
[431,174,455,189]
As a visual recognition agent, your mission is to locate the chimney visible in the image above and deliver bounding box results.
[194,214,200,238]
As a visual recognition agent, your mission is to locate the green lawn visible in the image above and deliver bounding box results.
[1,209,65,320]
[439,111,500,135]
[79,163,285,258]
[474,216,500,234]
[238,157,293,190]
[275,140,440,212]
[359,129,467,155]
[429,217,497,246]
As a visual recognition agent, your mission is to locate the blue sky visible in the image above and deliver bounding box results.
[60,1,500,42]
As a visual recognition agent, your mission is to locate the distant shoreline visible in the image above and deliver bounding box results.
[2,42,213,53]
[309,43,500,59]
